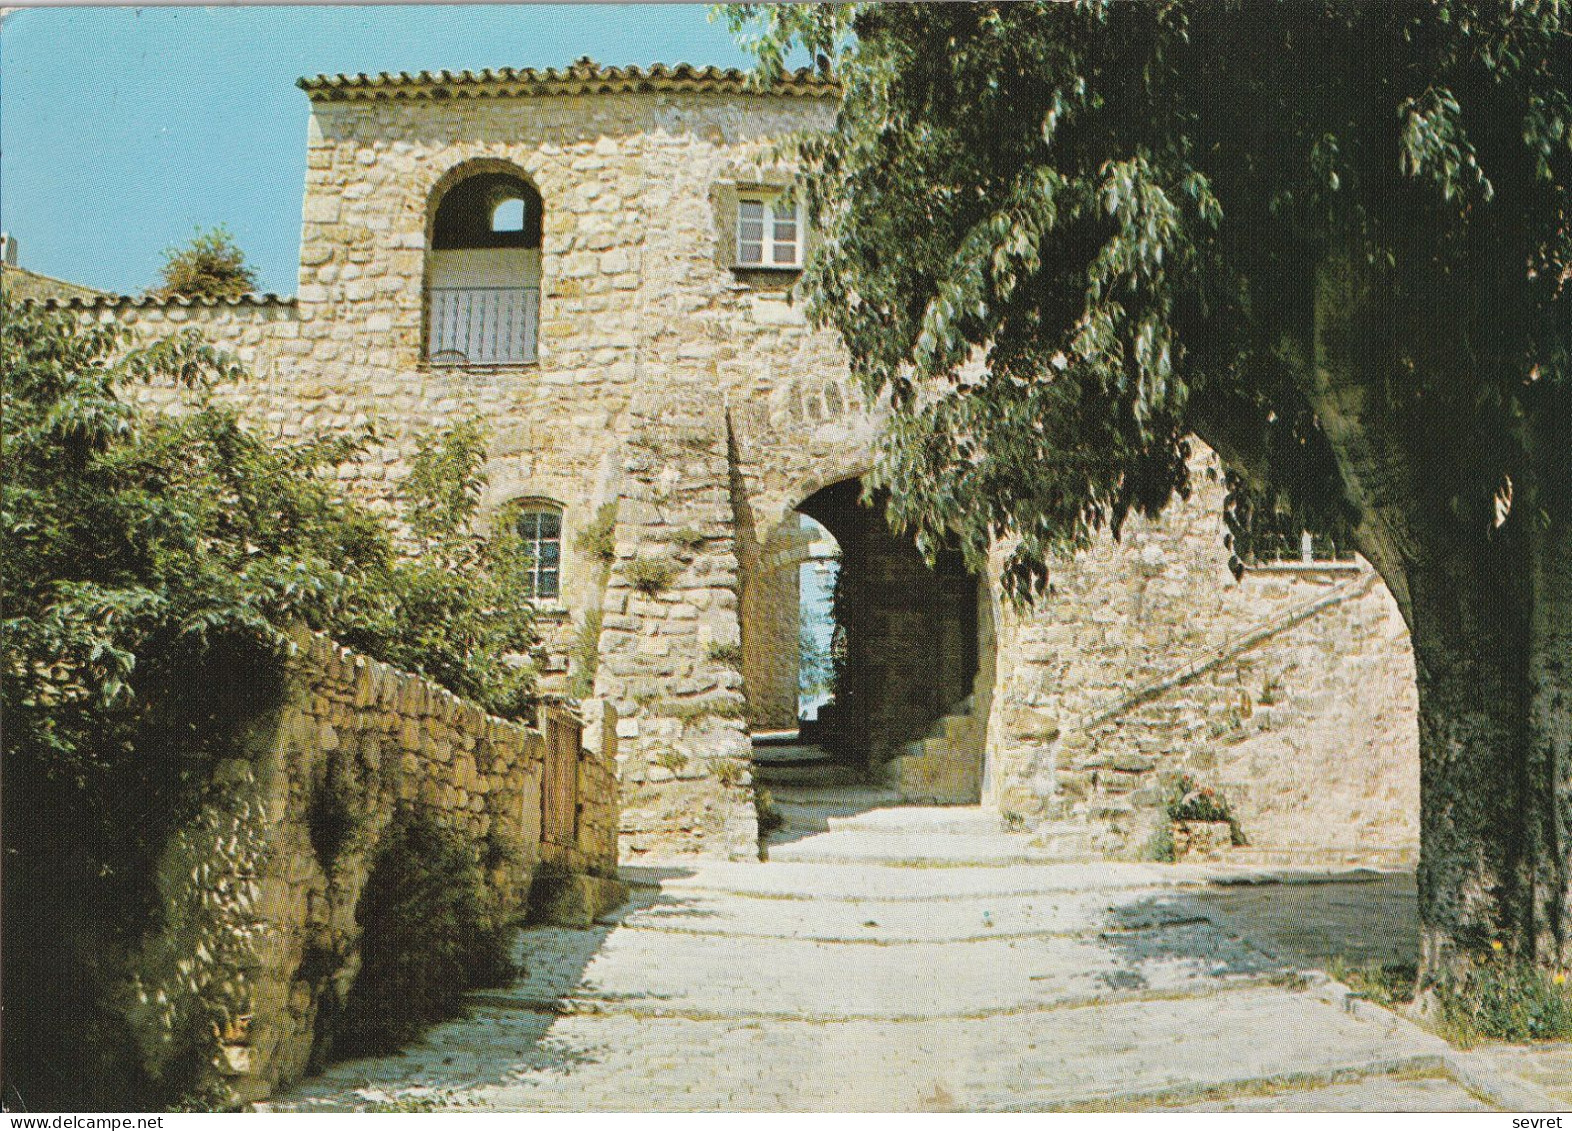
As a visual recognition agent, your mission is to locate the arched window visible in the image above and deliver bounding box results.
[515,502,562,601]
[427,171,543,365]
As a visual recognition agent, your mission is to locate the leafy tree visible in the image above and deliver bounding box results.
[799,622,834,702]
[335,418,541,719]
[728,2,1572,981]
[147,225,259,300]
[0,300,536,1106]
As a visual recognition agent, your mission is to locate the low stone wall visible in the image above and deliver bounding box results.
[149,632,621,1105]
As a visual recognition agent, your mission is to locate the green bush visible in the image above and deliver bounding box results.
[755,789,785,835]
[147,225,259,301]
[0,301,538,1108]
[666,526,708,552]
[624,555,680,596]
[570,608,604,699]
[1432,948,1572,1045]
[1328,959,1418,1008]
[332,810,516,1058]
[654,750,689,773]
[334,418,539,720]
[1143,821,1177,863]
[574,501,618,564]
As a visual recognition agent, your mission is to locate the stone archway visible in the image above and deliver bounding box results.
[739,476,997,804]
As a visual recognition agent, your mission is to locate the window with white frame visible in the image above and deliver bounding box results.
[737,194,803,268]
[516,503,563,601]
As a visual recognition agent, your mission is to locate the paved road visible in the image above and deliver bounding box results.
[271,787,1566,1112]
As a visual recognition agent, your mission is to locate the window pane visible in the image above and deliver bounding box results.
[739,241,763,264]
[772,241,799,265]
[771,199,798,222]
[491,197,525,232]
[518,511,541,539]
[538,511,561,538]
[539,541,560,567]
[739,200,765,220]
[538,570,560,599]
[740,220,765,241]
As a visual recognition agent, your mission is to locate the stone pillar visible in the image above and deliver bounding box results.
[591,395,757,859]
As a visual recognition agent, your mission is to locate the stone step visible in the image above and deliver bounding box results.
[750,742,831,766]
[600,882,1224,942]
[484,921,1282,1020]
[283,990,1462,1113]
[764,829,1058,866]
[938,713,977,744]
[753,762,865,788]
[821,804,1004,836]
[767,785,905,809]
[956,987,1450,1111]
[617,859,1283,901]
[1028,821,1103,861]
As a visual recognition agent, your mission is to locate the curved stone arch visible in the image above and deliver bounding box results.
[419,156,546,247]
[759,452,877,550]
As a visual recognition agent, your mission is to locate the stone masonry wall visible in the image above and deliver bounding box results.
[984,448,1420,861]
[151,632,620,1105]
[741,516,811,732]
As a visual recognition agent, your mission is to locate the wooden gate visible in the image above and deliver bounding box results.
[541,707,582,848]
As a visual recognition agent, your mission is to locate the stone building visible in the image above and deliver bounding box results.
[1,232,114,303]
[34,60,1421,863]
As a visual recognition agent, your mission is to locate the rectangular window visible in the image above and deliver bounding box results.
[738,195,802,268]
[517,506,563,600]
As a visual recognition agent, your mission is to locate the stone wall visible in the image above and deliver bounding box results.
[144,632,621,1105]
[741,517,808,732]
[984,449,1421,861]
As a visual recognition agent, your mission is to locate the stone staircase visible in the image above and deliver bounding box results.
[750,741,862,788]
[752,737,1104,863]
[761,774,1071,866]
[884,696,985,804]
[269,788,1558,1113]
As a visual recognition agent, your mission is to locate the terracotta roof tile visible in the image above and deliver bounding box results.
[18,292,296,312]
[297,60,837,102]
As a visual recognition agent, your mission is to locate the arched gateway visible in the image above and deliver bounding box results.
[59,60,1420,862]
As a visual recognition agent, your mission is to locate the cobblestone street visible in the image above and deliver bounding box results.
[272,787,1570,1112]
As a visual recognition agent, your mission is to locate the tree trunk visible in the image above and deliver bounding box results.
[1524,497,1572,967]
[1300,241,1572,981]
[1407,525,1529,975]
[1402,501,1572,980]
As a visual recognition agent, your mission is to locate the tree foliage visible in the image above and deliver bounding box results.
[147,225,260,301]
[330,809,516,1059]
[728,1,1571,596]
[0,300,537,1107]
[727,2,1572,980]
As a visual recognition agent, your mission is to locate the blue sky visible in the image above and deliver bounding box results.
[0,5,756,295]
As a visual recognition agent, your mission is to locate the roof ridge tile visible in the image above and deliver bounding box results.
[296,60,837,100]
